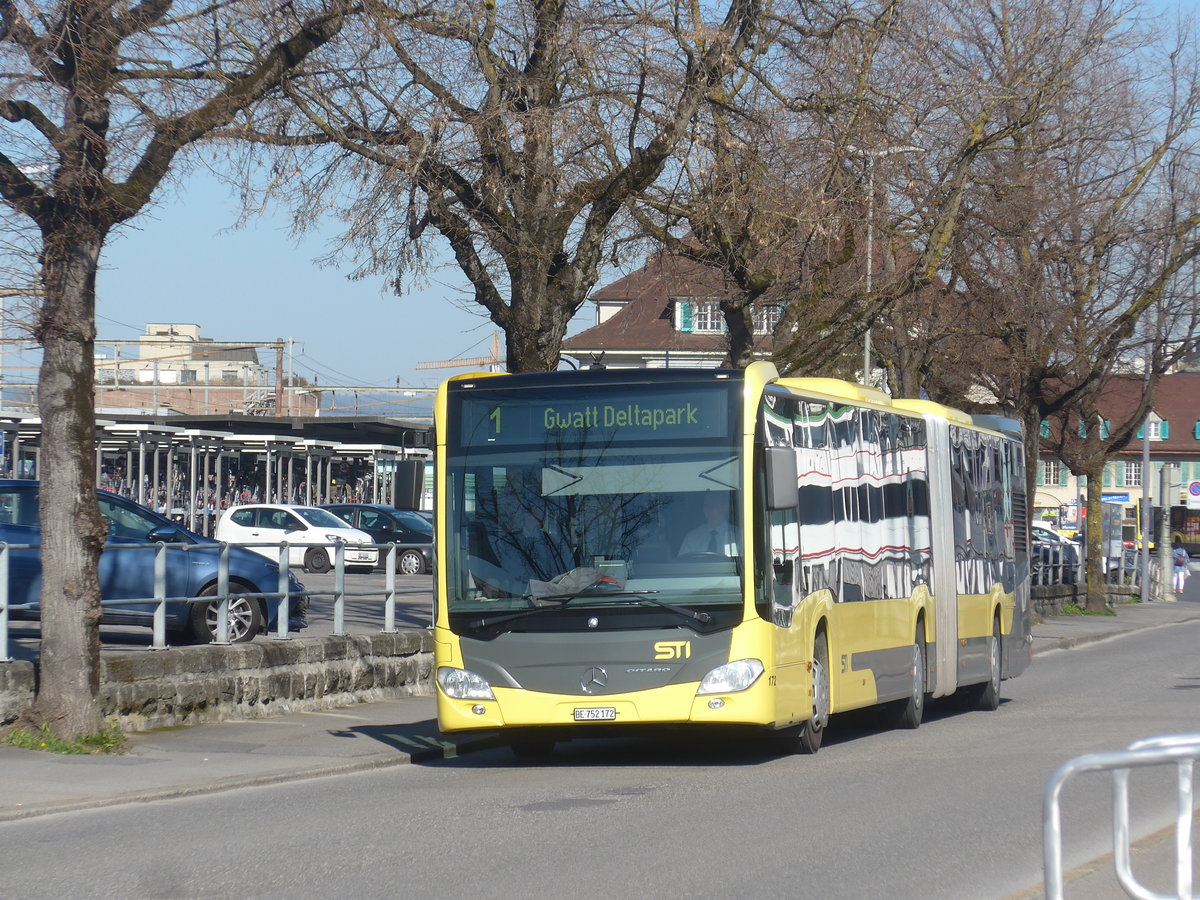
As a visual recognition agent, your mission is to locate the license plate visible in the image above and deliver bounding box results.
[574,707,617,721]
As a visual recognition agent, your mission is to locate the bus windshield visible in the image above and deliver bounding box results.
[443,380,745,634]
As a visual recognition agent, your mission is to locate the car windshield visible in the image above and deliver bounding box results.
[393,510,433,535]
[295,508,352,528]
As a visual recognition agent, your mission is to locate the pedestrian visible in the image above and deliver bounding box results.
[1173,539,1190,594]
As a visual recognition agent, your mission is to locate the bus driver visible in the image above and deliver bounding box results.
[678,491,739,557]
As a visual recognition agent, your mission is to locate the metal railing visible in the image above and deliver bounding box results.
[1044,732,1200,900]
[1033,544,1082,587]
[0,540,432,662]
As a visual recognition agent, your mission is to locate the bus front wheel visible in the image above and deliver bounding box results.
[796,631,830,754]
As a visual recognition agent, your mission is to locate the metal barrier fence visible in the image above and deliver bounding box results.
[1044,732,1200,900]
[0,540,432,662]
[1033,546,1163,592]
[1034,544,1081,587]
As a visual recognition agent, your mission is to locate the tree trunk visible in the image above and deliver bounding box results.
[29,227,110,737]
[1082,466,1108,613]
[502,281,577,373]
[721,301,756,369]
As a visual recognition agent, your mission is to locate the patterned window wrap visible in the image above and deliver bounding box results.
[764,395,933,605]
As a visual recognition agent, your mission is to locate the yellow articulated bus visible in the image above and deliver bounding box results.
[433,362,1032,757]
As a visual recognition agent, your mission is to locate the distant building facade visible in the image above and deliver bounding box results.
[93,323,316,416]
[1034,373,1200,536]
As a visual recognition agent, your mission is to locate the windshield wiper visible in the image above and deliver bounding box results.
[464,589,711,633]
[618,592,713,624]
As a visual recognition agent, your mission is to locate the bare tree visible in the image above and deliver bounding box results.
[916,2,1200,609]
[628,1,898,369]
[1,0,350,738]
[238,0,768,373]
[657,0,1089,379]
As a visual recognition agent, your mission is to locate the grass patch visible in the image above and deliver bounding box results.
[1059,602,1117,617]
[2,721,127,755]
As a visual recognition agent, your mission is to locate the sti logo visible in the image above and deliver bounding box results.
[653,640,692,660]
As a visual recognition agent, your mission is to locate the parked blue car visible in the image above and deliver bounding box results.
[0,480,306,643]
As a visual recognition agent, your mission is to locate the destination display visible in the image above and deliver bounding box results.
[455,385,735,447]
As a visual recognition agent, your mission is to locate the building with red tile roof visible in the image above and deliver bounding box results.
[562,253,781,369]
[1035,372,1200,534]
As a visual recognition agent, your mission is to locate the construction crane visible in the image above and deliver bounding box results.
[416,332,503,371]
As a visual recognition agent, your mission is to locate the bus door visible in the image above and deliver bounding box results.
[922,414,959,698]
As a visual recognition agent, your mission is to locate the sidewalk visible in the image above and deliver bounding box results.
[3,596,1199,840]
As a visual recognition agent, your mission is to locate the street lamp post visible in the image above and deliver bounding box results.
[849,144,924,386]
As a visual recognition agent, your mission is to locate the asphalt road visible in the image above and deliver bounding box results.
[3,615,1198,899]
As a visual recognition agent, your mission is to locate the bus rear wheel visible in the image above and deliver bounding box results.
[964,619,1001,711]
[884,630,926,730]
[796,631,829,754]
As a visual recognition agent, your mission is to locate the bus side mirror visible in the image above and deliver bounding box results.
[765,446,797,510]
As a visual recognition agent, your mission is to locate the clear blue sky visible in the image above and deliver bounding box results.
[68,167,596,403]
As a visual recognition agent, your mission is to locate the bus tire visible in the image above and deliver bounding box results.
[965,618,1001,711]
[797,631,830,754]
[885,629,926,730]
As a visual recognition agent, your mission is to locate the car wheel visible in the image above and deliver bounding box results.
[304,547,331,574]
[399,549,425,576]
[191,583,263,643]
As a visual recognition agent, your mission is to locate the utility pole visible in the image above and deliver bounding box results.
[275,339,285,418]
[287,338,294,417]
[1160,466,1181,600]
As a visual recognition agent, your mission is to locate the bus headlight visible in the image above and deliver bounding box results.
[437,666,496,700]
[696,659,764,695]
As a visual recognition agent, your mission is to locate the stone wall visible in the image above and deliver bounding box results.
[1031,583,1138,617]
[1,630,435,732]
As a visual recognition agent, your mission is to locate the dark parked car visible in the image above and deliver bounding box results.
[0,480,306,643]
[319,504,434,575]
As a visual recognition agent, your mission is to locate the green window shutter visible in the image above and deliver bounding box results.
[1136,424,1144,439]
[1161,421,1169,439]
[1101,420,1111,439]
[1116,462,1126,487]
[1040,420,1050,438]
[1194,420,1200,439]
[678,300,694,333]
[1037,461,1045,486]
[1103,463,1113,487]
[1078,420,1087,437]
[1059,465,1069,487]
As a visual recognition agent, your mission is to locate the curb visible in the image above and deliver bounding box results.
[0,730,505,823]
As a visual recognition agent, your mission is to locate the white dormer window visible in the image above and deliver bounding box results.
[675,298,725,333]
[753,305,782,334]
[693,300,723,332]
[1137,414,1169,441]
[676,299,782,334]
